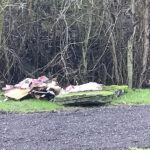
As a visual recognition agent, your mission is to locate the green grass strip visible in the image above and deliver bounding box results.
[0,92,64,113]
[112,88,150,105]
[127,148,150,150]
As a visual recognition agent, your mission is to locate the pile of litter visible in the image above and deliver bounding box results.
[2,76,103,102]
[2,76,62,101]
[61,82,103,94]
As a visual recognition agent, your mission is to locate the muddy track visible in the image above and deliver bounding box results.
[0,105,150,150]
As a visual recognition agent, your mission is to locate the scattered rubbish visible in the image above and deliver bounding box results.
[2,77,107,102]
[61,82,103,94]
[30,85,57,100]
[2,76,61,101]
[115,89,124,98]
[0,98,8,103]
[2,85,14,91]
[3,88,31,100]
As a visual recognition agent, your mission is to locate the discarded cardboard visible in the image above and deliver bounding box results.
[2,76,104,102]
[3,88,31,100]
[2,76,62,100]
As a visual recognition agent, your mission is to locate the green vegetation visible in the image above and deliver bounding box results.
[112,88,150,105]
[127,148,150,150]
[55,85,128,104]
[57,90,114,98]
[103,85,128,92]
[1,85,150,112]
[0,93,64,113]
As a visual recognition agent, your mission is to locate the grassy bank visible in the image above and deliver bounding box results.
[1,86,150,112]
[112,88,150,105]
[0,93,64,113]
[127,148,150,150]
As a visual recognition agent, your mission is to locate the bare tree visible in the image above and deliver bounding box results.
[0,0,149,88]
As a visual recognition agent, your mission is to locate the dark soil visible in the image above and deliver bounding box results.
[0,105,150,150]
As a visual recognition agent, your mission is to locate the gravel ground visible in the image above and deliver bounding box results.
[0,105,150,150]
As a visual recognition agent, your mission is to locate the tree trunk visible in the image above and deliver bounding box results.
[138,1,149,88]
[110,33,120,84]
[127,36,133,88]
[0,3,10,79]
[127,0,136,88]
[82,5,92,82]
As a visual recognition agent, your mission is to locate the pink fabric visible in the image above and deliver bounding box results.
[65,85,75,92]
[37,76,48,82]
[2,76,49,91]
[2,85,14,91]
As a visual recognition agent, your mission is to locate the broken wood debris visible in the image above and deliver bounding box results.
[2,76,105,103]
[2,76,61,101]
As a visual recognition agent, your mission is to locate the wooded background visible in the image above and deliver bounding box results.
[0,0,149,88]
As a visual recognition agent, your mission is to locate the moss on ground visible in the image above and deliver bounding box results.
[57,90,114,98]
[103,85,128,92]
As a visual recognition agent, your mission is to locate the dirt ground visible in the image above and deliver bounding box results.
[0,105,150,150]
